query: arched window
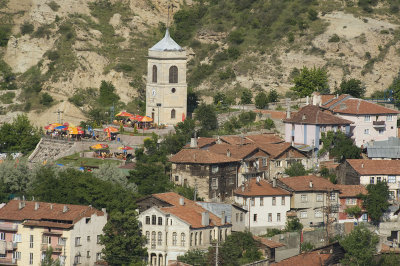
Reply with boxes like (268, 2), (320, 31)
(151, 231), (156, 248)
(169, 66), (178, 83)
(199, 232), (202, 245)
(145, 231), (150, 244)
(195, 232), (198, 246)
(157, 232), (162, 246)
(171, 109), (176, 119)
(172, 232), (177, 246)
(181, 233), (185, 247)
(152, 65), (157, 83)
(190, 233), (193, 246)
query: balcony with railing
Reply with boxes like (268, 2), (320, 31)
(0, 258), (17, 265)
(41, 244), (63, 252)
(0, 224), (17, 232)
(373, 121), (386, 128)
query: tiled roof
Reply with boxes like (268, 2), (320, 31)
(184, 137), (217, 148)
(279, 175), (338, 192)
(320, 94), (336, 103)
(234, 179), (290, 197)
(169, 148), (240, 164)
(253, 235), (285, 248)
(220, 136), (253, 145)
(245, 134), (284, 145)
(328, 98), (399, 115)
(336, 184), (367, 198)
(153, 192), (224, 229)
(253, 110), (293, 120)
(258, 142), (294, 159)
(23, 220), (74, 229)
(346, 159), (400, 175)
(208, 144), (259, 159)
(283, 105), (353, 125)
(321, 94), (350, 108)
(0, 200), (104, 224)
(272, 250), (331, 266)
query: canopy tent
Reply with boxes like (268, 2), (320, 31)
(118, 146), (134, 150)
(140, 116), (153, 122)
(90, 143), (109, 150)
(116, 111), (134, 117)
(44, 123), (62, 130)
(104, 127), (119, 133)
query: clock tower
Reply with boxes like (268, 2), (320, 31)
(146, 29), (187, 125)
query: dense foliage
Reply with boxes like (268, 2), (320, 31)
(284, 162), (308, 177)
(362, 182), (390, 224)
(335, 79), (366, 98)
(291, 66), (329, 97)
(194, 103), (218, 136)
(318, 131), (361, 162)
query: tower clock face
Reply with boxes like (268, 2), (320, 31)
(151, 89), (156, 96)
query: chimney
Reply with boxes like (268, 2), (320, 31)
(34, 202), (39, 211)
(50, 204), (53, 210)
(272, 178), (277, 188)
(63, 205), (69, 213)
(309, 181), (313, 188)
(102, 208), (107, 214)
(179, 197), (184, 206)
(201, 212), (209, 226)
(336, 94), (339, 99)
(361, 163), (364, 168)
(190, 137), (198, 148)
(306, 96), (309, 105)
(302, 114), (306, 120)
(256, 176), (261, 184)
(221, 211), (226, 224)
(18, 201), (25, 210)
(286, 105), (291, 119)
(241, 186), (245, 192)
(217, 136), (221, 144)
(227, 149), (231, 157)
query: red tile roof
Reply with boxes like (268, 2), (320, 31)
(272, 250), (331, 266)
(184, 137), (216, 148)
(153, 192), (224, 229)
(208, 144), (259, 160)
(235, 179), (290, 197)
(245, 133), (284, 144)
(328, 98), (399, 115)
(220, 136), (253, 145)
(336, 184), (367, 198)
(346, 159), (400, 175)
(321, 94), (350, 108)
(23, 220), (74, 229)
(169, 148), (240, 164)
(284, 105), (353, 125)
(0, 200), (104, 224)
(279, 175), (338, 192)
(253, 110), (293, 120)
(253, 235), (285, 248)
(258, 142), (300, 159)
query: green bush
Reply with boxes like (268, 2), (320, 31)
(264, 118), (275, 130)
(33, 25), (51, 39)
(240, 89), (253, 104)
(219, 67), (235, 80)
(238, 111), (256, 125)
(255, 91), (268, 109)
(40, 92), (54, 106)
(308, 9), (318, 21)
(268, 89), (279, 102)
(48, 1), (60, 11)
(0, 92), (15, 104)
(20, 22), (34, 35)
(228, 30), (245, 45)
(328, 34), (340, 42)
(0, 25), (11, 47)
(47, 51), (60, 61)
(227, 46), (241, 59)
(114, 64), (133, 72)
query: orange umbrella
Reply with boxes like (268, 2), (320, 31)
(68, 127), (78, 134)
(116, 111), (134, 117)
(44, 123), (62, 130)
(130, 115), (143, 121)
(90, 144), (109, 150)
(140, 116), (153, 122)
(104, 127), (119, 133)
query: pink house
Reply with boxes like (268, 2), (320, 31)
(314, 93), (400, 147)
(283, 105), (353, 151)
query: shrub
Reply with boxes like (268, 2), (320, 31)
(213, 92), (227, 105)
(328, 34), (340, 42)
(255, 91), (268, 109)
(0, 92), (15, 104)
(268, 89), (279, 102)
(40, 92), (54, 106)
(48, 1), (60, 11)
(228, 29), (244, 45)
(301, 242), (315, 252)
(238, 111), (256, 125)
(219, 67), (235, 80)
(0, 25), (11, 47)
(47, 51), (60, 61)
(114, 64), (133, 72)
(264, 118), (275, 130)
(308, 9), (318, 21)
(33, 25), (51, 39)
(227, 46), (241, 59)
(20, 22), (34, 35)
(240, 89), (253, 104)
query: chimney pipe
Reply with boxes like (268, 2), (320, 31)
(306, 96), (309, 105)
(201, 212), (209, 226)
(63, 205), (69, 213)
(227, 149), (231, 157)
(34, 202), (39, 211)
(221, 211), (226, 224)
(286, 105), (291, 119)
(190, 137), (198, 148)
(18, 201), (25, 210)
(361, 163), (364, 168)
(179, 197), (184, 206)
(272, 178), (277, 188)
(309, 181), (313, 188)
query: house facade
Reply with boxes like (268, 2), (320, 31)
(277, 175), (340, 228)
(337, 159), (400, 200)
(336, 184), (368, 223)
(234, 178), (291, 234)
(137, 192), (231, 265)
(0, 200), (106, 266)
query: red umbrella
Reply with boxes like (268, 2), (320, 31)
(118, 146), (134, 150)
(130, 115), (143, 121)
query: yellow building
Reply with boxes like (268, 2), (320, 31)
(0, 200), (107, 266)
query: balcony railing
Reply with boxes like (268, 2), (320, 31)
(0, 224), (17, 232)
(0, 258), (17, 265)
(41, 244), (63, 252)
(373, 121), (385, 128)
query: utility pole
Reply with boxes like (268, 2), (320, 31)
(194, 183), (197, 201)
(215, 240), (219, 266)
(54, 109), (64, 124)
(157, 103), (161, 126)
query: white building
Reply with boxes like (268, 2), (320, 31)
(234, 178), (291, 235)
(138, 192), (231, 266)
(146, 29), (187, 125)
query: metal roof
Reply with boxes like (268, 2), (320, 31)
(366, 137), (400, 158)
(196, 202), (232, 223)
(149, 29), (183, 52)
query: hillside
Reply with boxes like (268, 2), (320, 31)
(1, 0), (400, 126)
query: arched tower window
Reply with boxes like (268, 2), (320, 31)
(152, 65), (157, 83)
(171, 109), (176, 119)
(169, 66), (178, 83)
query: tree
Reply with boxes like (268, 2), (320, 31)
(267, 89), (279, 103)
(339, 224), (379, 266)
(98, 80), (120, 107)
(255, 91), (268, 109)
(336, 79), (366, 98)
(318, 131), (361, 162)
(219, 231), (262, 265)
(285, 217), (303, 232)
(240, 89), (253, 104)
(40, 92), (54, 106)
(0, 114), (41, 154)
(178, 249), (207, 266)
(162, 119), (195, 154)
(291, 66), (329, 97)
(344, 206), (363, 220)
(41, 247), (61, 266)
(214, 92), (227, 105)
(100, 210), (147, 265)
(93, 163), (137, 192)
(284, 162), (307, 177)
(187, 89), (199, 115)
(378, 252), (400, 266)
(264, 118), (275, 130)
(194, 103), (218, 136)
(363, 182), (390, 224)
(0, 159), (33, 194)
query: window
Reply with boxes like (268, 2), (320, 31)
(377, 177), (382, 183)
(151, 231), (156, 248)
(262, 158), (267, 166)
(171, 109), (176, 119)
(346, 198), (357, 205)
(172, 232), (177, 246)
(169, 66), (178, 83)
(74, 255), (81, 264)
(253, 214), (257, 222)
(199, 232), (202, 245)
(329, 192), (336, 201)
(175, 175), (179, 182)
(13, 251), (21, 260)
(268, 213), (272, 222)
(29, 253), (33, 265)
(281, 197), (285, 205)
(190, 233), (193, 246)
(212, 166), (219, 174)
(85, 236), (90, 243)
(96, 253), (102, 261)
(30, 235), (33, 248)
(158, 217), (163, 225)
(97, 235), (101, 244)
(370, 177), (375, 184)
(13, 234), (21, 243)
(58, 237), (66, 246)
(87, 251), (91, 258)
(152, 215), (156, 225)
(389, 191), (395, 200)
(301, 194), (308, 202)
(379, 129), (384, 135)
(158, 232), (162, 246)
(211, 178), (218, 189)
(272, 197), (276, 206)
(181, 233), (185, 247)
(364, 129), (370, 135)
(275, 161), (281, 167)
(145, 216), (150, 224)
(387, 115), (393, 121)
(171, 88), (176, 93)
(236, 213), (239, 222)
(240, 213), (243, 222)
(316, 193), (323, 202)
(75, 237), (81, 247)
(300, 211), (308, 218)
(277, 213), (281, 222)
(315, 210), (323, 218)
(364, 115), (371, 122)
(388, 176), (396, 183)
(0, 232), (5, 241)
(260, 197), (264, 206)
(42, 235), (51, 244)
(152, 65), (157, 83)
(251, 197), (255, 206)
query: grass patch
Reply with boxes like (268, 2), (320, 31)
(55, 152), (121, 168)
(0, 92), (15, 104)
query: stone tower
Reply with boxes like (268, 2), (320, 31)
(146, 29), (187, 125)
